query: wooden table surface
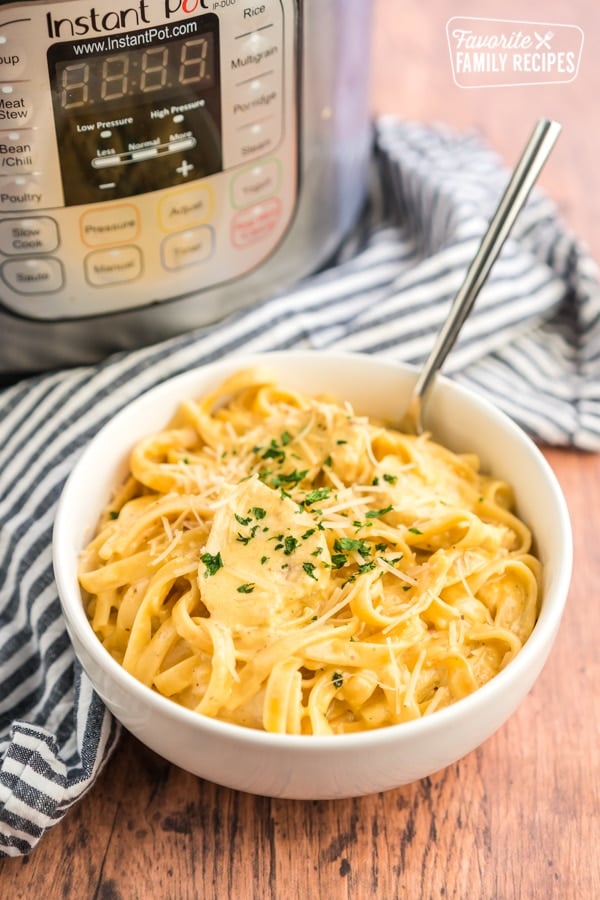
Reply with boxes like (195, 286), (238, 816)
(3, 1), (599, 897)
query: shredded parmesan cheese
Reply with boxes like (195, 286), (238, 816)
(79, 366), (541, 735)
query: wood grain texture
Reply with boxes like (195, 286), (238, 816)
(2, 2), (599, 897)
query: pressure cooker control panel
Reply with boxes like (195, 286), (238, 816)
(0, 0), (298, 320)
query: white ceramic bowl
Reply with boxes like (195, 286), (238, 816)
(53, 351), (572, 799)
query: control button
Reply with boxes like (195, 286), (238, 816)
(1, 256), (64, 294)
(231, 197), (282, 248)
(0, 130), (36, 174)
(0, 175), (43, 211)
(232, 73), (279, 124)
(80, 205), (139, 247)
(131, 147), (158, 161)
(0, 84), (33, 126)
(161, 226), (214, 270)
(176, 160), (194, 178)
(237, 113), (281, 162)
(84, 246), (143, 286)
(231, 158), (281, 209)
(91, 154), (121, 169)
(158, 186), (214, 233)
(169, 137), (195, 153)
(0, 34), (27, 80)
(233, 32), (280, 75)
(0, 216), (59, 255)
(235, 6), (273, 29)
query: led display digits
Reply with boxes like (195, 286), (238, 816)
(56, 34), (215, 110)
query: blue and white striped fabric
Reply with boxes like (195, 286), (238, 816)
(1, 117), (599, 856)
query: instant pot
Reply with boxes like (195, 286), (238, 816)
(0, 0), (373, 373)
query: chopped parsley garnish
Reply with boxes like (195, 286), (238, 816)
(262, 439), (286, 463)
(334, 537), (370, 555)
(284, 536), (300, 556)
(235, 513), (252, 526)
(383, 473), (398, 484)
(332, 672), (344, 689)
(303, 487), (332, 506)
(237, 583), (255, 594)
(331, 553), (348, 569)
(201, 552), (223, 577)
(109, 510), (119, 520)
(303, 561), (318, 580)
(408, 526), (423, 535)
(336, 439), (348, 445)
(366, 505), (394, 519)
(270, 469), (308, 488)
(252, 507), (267, 520)
(260, 556), (269, 565)
(302, 528), (316, 540)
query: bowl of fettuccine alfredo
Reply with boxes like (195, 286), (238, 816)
(53, 351), (572, 799)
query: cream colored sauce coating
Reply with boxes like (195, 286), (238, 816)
(79, 368), (541, 735)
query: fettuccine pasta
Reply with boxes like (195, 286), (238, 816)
(79, 367), (541, 735)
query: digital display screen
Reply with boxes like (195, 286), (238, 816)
(47, 15), (222, 206)
(55, 34), (216, 110)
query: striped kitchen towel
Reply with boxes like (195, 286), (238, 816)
(1, 117), (599, 856)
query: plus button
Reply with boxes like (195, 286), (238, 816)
(176, 160), (194, 177)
